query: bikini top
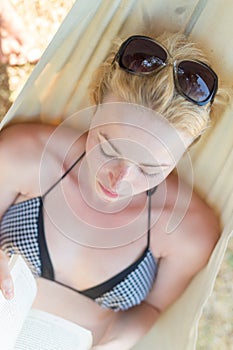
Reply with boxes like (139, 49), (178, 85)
(0, 152), (158, 312)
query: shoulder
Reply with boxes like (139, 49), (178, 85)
(0, 124), (54, 194)
(146, 173), (220, 311)
(174, 200), (219, 273)
(0, 122), (85, 161)
(0, 124), (54, 177)
(0, 123), (86, 194)
(0, 123), (54, 157)
(152, 172), (220, 271)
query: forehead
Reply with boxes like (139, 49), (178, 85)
(90, 102), (187, 154)
(92, 102), (161, 130)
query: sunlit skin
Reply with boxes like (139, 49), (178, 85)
(82, 97), (192, 212)
(0, 95), (220, 349)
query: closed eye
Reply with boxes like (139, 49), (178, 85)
(140, 163), (170, 177)
(98, 133), (120, 158)
(139, 166), (159, 177)
(98, 132), (170, 175)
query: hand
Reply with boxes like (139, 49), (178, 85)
(92, 345), (111, 350)
(0, 250), (14, 299)
(91, 340), (123, 350)
(92, 346), (116, 350)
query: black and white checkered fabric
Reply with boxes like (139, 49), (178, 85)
(95, 249), (157, 311)
(0, 193), (158, 312)
(0, 197), (42, 275)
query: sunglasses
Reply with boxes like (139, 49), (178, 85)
(113, 35), (218, 106)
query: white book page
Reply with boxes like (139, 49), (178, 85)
(0, 255), (37, 350)
(15, 309), (93, 350)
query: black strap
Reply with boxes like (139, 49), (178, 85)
(38, 198), (55, 280)
(146, 186), (157, 249)
(42, 151), (86, 199)
(38, 151), (85, 280)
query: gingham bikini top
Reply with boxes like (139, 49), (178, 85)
(0, 152), (158, 312)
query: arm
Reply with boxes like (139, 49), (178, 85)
(0, 124), (44, 299)
(91, 260), (199, 350)
(92, 213), (219, 350)
(92, 302), (160, 350)
(0, 128), (22, 299)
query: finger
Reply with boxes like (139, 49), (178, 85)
(0, 251), (14, 299)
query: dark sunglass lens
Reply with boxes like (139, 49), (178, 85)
(120, 38), (167, 73)
(176, 61), (216, 103)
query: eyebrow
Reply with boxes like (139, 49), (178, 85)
(98, 132), (169, 169)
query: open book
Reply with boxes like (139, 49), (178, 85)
(0, 255), (93, 350)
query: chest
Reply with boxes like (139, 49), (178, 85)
(42, 188), (153, 290)
(0, 171), (166, 291)
(46, 172), (166, 288)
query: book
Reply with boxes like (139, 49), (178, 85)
(0, 255), (93, 350)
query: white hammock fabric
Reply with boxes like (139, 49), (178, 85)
(1, 1), (232, 349)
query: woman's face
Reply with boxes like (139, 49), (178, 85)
(85, 95), (193, 202)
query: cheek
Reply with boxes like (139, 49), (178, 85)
(85, 130), (96, 154)
(86, 146), (114, 184)
(85, 133), (102, 170)
(86, 151), (102, 176)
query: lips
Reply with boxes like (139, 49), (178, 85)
(97, 181), (118, 199)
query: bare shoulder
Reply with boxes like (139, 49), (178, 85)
(178, 194), (220, 268)
(0, 122), (84, 161)
(153, 172), (220, 270)
(0, 123), (54, 156)
(146, 173), (220, 312)
(0, 123), (85, 195)
(0, 123), (54, 192)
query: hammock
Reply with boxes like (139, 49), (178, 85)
(1, 1), (232, 349)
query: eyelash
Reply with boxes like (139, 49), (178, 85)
(139, 167), (158, 178)
(100, 145), (157, 178)
(99, 143), (117, 159)
(99, 136), (159, 178)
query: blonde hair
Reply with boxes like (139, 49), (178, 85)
(89, 32), (228, 138)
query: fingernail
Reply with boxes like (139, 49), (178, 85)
(1, 280), (14, 300)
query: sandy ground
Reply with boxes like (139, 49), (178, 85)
(0, 1), (232, 349)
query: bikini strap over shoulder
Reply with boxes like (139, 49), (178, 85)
(42, 151), (86, 199)
(146, 186), (157, 249)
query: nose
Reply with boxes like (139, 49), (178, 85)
(107, 161), (130, 188)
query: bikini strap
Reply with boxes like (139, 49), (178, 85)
(146, 186), (157, 249)
(42, 151), (86, 198)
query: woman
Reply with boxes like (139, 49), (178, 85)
(0, 33), (225, 349)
